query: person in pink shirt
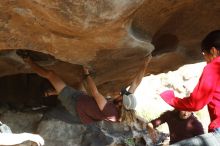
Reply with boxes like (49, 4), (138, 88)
(160, 30), (220, 145)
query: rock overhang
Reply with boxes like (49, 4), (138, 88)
(1, 0), (220, 95)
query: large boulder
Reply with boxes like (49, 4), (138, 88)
(0, 3), (219, 145)
(1, 0), (220, 96)
(0, 109), (167, 146)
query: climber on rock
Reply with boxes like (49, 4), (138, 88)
(17, 50), (151, 125)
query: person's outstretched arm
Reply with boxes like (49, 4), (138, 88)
(0, 133), (44, 146)
(83, 66), (107, 111)
(146, 122), (158, 143)
(160, 63), (218, 111)
(128, 55), (152, 93)
(146, 110), (169, 143)
(24, 57), (66, 94)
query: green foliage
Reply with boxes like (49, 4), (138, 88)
(124, 138), (135, 146)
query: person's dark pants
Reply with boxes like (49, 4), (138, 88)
(171, 128), (220, 146)
(44, 86), (84, 124)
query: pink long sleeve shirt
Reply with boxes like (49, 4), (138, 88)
(160, 56), (220, 132)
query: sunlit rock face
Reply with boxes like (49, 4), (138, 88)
(1, 1), (219, 145)
(0, 0), (152, 95)
(1, 0), (220, 96)
(133, 0), (220, 72)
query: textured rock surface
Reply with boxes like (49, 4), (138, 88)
(0, 0), (152, 95)
(0, 63), (208, 146)
(0, 109), (168, 146)
(1, 0), (220, 96)
(135, 62), (210, 134)
(0, 2), (219, 145)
